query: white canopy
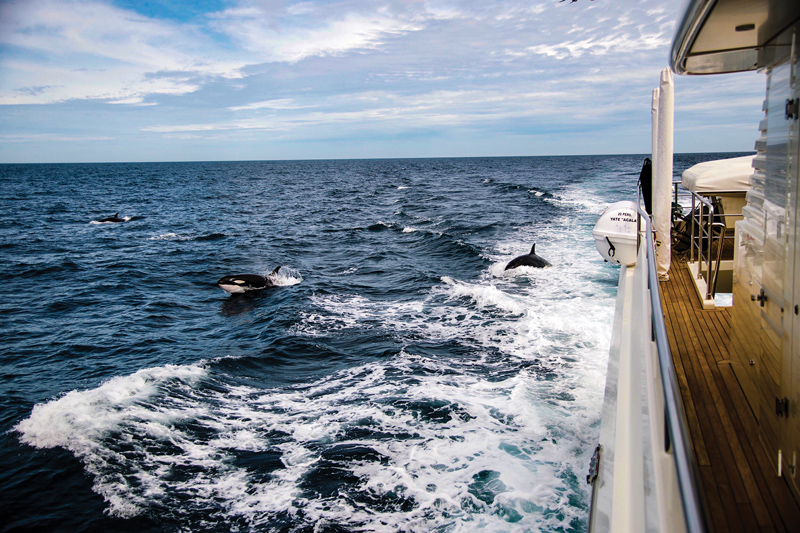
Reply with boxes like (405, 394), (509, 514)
(681, 155), (754, 194)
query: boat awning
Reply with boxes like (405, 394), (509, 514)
(671, 0), (800, 75)
(681, 155), (754, 193)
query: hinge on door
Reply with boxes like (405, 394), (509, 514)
(787, 99), (799, 120)
(776, 396), (789, 417)
(586, 445), (601, 485)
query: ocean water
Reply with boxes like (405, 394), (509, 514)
(0, 154), (740, 532)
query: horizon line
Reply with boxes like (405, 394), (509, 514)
(0, 150), (755, 166)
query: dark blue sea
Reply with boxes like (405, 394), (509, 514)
(0, 154), (744, 532)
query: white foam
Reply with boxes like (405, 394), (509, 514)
(298, 245), (612, 365)
(148, 232), (191, 241)
(17, 283), (610, 528)
(440, 276), (526, 315)
(25, 354), (571, 527)
(291, 242), (614, 530)
(294, 294), (378, 335)
(268, 267), (303, 286)
(16, 364), (208, 517)
(17, 364), (207, 447)
(546, 185), (610, 214)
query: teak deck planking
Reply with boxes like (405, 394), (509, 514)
(660, 254), (800, 532)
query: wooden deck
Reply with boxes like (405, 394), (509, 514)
(660, 255), (800, 532)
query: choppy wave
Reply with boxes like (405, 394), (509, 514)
(195, 232), (227, 241)
(15, 346), (601, 531)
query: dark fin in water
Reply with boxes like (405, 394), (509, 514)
(530, 243), (536, 255)
(270, 266), (281, 275)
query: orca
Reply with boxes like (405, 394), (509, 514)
(217, 266), (281, 294)
(504, 244), (551, 270)
(97, 213), (126, 223)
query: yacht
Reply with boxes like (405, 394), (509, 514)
(588, 1), (800, 531)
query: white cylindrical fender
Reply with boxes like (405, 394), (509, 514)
(593, 201), (639, 266)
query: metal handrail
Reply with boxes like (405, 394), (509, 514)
(639, 205), (709, 533)
(691, 192), (736, 300)
(689, 192), (715, 265)
(672, 181), (740, 300)
(709, 222), (726, 295)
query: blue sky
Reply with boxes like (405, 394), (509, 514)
(0, 0), (766, 163)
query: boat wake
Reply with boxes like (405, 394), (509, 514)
(16, 348), (598, 531)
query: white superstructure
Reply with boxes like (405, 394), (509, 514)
(589, 1), (800, 531)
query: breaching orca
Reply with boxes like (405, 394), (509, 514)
(217, 266), (281, 294)
(97, 213), (126, 223)
(505, 244), (551, 270)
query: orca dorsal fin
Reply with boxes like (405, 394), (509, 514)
(114, 212), (119, 217)
(270, 266), (281, 275)
(530, 243), (536, 255)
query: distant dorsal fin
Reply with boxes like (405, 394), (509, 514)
(530, 243), (536, 255)
(114, 212), (119, 217)
(270, 266), (281, 275)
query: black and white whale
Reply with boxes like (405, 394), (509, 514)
(217, 266), (282, 294)
(97, 212), (126, 223)
(504, 244), (551, 270)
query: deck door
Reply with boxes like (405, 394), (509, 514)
(784, 33), (800, 497)
(758, 32), (795, 480)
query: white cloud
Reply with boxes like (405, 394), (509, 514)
(523, 32), (670, 60)
(4, 0), (246, 78)
(209, 6), (422, 63)
(229, 99), (312, 112)
(142, 84), (609, 138)
(0, 133), (115, 142)
(107, 97), (157, 106)
(0, 0), (768, 161)
(0, 0), (247, 105)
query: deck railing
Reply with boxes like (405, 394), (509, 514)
(589, 199), (710, 533)
(687, 192), (726, 298)
(672, 180), (739, 300)
(639, 206), (709, 533)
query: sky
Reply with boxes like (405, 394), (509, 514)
(0, 0), (767, 163)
